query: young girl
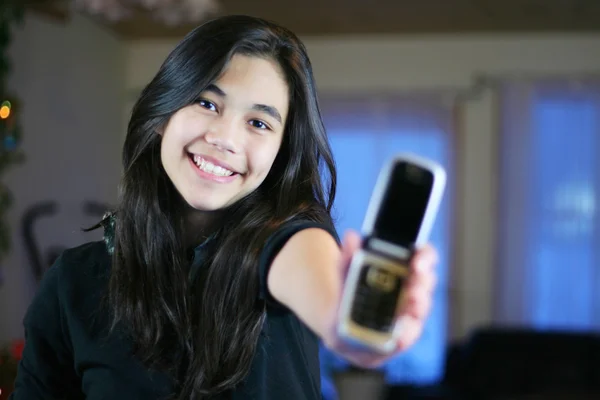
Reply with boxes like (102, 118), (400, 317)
(10, 15), (438, 400)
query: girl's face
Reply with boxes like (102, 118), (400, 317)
(160, 54), (290, 212)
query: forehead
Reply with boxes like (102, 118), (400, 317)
(213, 54), (290, 112)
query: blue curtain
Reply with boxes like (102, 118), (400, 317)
(496, 80), (600, 331)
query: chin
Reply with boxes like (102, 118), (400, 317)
(187, 200), (227, 212)
(184, 194), (234, 212)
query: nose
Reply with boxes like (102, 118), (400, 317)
(204, 117), (240, 154)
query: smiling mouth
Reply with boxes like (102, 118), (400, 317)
(189, 154), (238, 177)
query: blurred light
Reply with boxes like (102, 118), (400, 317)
(3, 136), (16, 151)
(0, 100), (11, 119)
(0, 106), (10, 119)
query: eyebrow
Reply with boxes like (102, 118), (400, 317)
(205, 83), (226, 97)
(205, 83), (283, 124)
(252, 104), (283, 125)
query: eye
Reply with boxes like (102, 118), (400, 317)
(197, 99), (217, 112)
(249, 119), (270, 130)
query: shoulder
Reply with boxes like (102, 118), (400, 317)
(24, 241), (111, 329)
(35, 240), (110, 291)
(267, 220), (341, 271)
(257, 219), (339, 307)
(259, 219), (339, 271)
(15, 242), (111, 396)
(54, 240), (111, 284)
(265, 218), (339, 251)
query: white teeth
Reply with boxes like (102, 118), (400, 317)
(192, 155), (234, 177)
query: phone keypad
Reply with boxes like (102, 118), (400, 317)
(350, 264), (406, 332)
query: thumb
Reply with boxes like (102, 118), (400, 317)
(339, 229), (362, 278)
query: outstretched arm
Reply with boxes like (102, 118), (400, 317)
(267, 227), (438, 367)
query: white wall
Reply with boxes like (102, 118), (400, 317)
(0, 14), (125, 341)
(126, 34), (600, 92)
(125, 34), (600, 340)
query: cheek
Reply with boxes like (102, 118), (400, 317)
(161, 130), (188, 163)
(160, 136), (175, 168)
(253, 141), (282, 176)
(159, 136), (168, 166)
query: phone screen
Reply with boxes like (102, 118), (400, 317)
(373, 161), (434, 247)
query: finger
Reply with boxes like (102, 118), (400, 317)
(394, 268), (435, 318)
(339, 229), (362, 277)
(394, 316), (424, 352)
(342, 229), (362, 255)
(400, 286), (433, 320)
(406, 268), (437, 296)
(411, 244), (438, 274)
(340, 353), (389, 369)
(324, 335), (391, 369)
(332, 345), (389, 369)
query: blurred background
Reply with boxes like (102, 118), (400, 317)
(0, 0), (599, 399)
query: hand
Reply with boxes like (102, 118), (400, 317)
(322, 230), (438, 368)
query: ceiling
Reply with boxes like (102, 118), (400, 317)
(31, 0), (600, 39)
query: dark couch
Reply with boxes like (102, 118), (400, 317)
(382, 327), (600, 400)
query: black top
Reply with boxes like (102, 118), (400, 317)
(10, 220), (338, 400)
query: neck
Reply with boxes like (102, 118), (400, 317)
(184, 208), (223, 248)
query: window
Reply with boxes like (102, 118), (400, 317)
(496, 80), (600, 331)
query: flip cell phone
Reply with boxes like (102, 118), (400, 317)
(337, 153), (446, 353)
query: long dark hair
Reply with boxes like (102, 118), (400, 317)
(110, 15), (336, 399)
